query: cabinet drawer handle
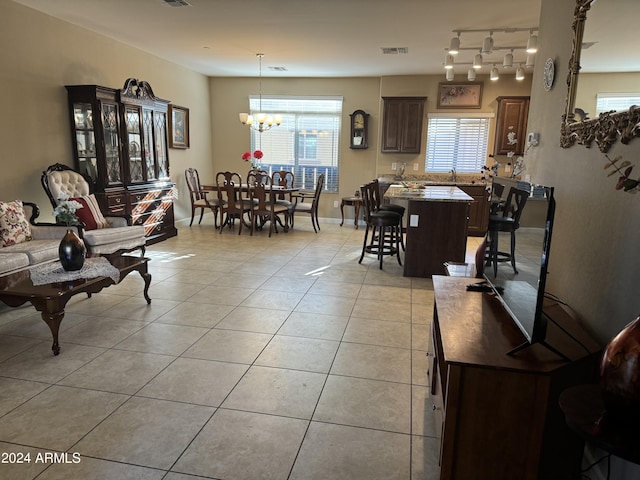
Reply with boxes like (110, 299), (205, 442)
(426, 352), (431, 357)
(115, 198), (121, 203)
(432, 405), (441, 411)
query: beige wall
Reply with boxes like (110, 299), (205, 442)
(574, 72), (640, 117)
(0, 0), (212, 221)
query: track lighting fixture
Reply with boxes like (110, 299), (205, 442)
(481, 34), (494, 55)
(490, 65), (499, 81)
(441, 27), (538, 81)
(473, 53), (483, 69)
(446, 68), (454, 81)
(525, 54), (535, 68)
(503, 50), (513, 68)
(444, 54), (454, 69)
(449, 33), (460, 55)
(526, 31), (538, 53)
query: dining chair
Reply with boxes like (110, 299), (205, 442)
(291, 173), (324, 233)
(247, 171), (289, 237)
(485, 187), (529, 277)
(215, 171), (251, 235)
(185, 167), (220, 227)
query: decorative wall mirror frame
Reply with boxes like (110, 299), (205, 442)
(561, 0), (640, 152)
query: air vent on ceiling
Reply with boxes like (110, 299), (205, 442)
(163, 0), (191, 7)
(381, 47), (408, 55)
(269, 66), (288, 72)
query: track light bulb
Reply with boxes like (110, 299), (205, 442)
(467, 68), (476, 81)
(503, 52), (513, 68)
(525, 54), (535, 68)
(515, 65), (525, 81)
(490, 66), (499, 81)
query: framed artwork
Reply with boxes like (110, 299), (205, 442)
(437, 82), (483, 109)
(168, 104), (189, 149)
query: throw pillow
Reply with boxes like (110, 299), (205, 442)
(0, 200), (32, 247)
(71, 194), (110, 230)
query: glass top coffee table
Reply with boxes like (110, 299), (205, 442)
(0, 255), (151, 356)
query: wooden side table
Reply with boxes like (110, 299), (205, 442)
(340, 196), (362, 229)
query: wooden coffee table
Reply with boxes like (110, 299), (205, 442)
(0, 255), (151, 356)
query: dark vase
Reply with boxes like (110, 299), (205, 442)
(58, 229), (86, 271)
(600, 314), (640, 424)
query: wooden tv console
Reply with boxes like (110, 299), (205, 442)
(428, 276), (601, 480)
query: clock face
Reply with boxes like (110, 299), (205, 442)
(543, 58), (555, 91)
(354, 113), (365, 129)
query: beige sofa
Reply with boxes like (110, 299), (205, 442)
(0, 201), (72, 276)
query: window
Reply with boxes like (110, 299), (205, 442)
(596, 93), (640, 116)
(425, 114), (491, 173)
(249, 95), (342, 192)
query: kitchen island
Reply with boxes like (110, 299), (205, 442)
(385, 185), (473, 277)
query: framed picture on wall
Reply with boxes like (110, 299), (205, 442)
(437, 82), (483, 109)
(168, 104), (190, 149)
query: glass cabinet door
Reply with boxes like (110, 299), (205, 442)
(155, 111), (169, 180)
(101, 102), (122, 185)
(142, 109), (157, 181)
(72, 103), (98, 183)
(125, 106), (144, 183)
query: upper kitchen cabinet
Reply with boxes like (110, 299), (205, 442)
(494, 96), (530, 156)
(381, 97), (426, 153)
(66, 79), (177, 245)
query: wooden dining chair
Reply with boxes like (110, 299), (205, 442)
(215, 171), (251, 234)
(185, 167), (219, 227)
(291, 173), (324, 233)
(247, 171), (289, 237)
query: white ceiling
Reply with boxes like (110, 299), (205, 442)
(13, 0), (545, 78)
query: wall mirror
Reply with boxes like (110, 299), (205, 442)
(561, 0), (640, 152)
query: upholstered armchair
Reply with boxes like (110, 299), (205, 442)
(41, 164), (146, 257)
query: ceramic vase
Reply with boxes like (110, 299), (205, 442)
(58, 229), (86, 271)
(600, 314), (640, 424)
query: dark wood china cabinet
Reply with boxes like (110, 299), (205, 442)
(65, 78), (177, 245)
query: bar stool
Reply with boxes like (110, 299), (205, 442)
(358, 182), (403, 269)
(372, 178), (406, 250)
(485, 187), (529, 277)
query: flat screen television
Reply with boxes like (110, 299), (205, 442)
(482, 184), (565, 359)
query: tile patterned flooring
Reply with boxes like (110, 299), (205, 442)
(0, 217), (482, 480)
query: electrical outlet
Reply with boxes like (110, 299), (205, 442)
(392, 162), (397, 171)
(413, 163), (419, 171)
(333, 201), (339, 208)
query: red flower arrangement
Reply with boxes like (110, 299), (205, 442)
(242, 150), (264, 169)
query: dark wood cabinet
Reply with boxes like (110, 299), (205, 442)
(381, 97), (426, 153)
(458, 184), (489, 236)
(66, 79), (177, 245)
(428, 276), (601, 480)
(494, 96), (530, 156)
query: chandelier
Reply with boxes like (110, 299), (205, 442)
(238, 53), (282, 133)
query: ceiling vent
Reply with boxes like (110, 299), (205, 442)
(381, 47), (409, 55)
(162, 0), (191, 7)
(269, 66), (288, 72)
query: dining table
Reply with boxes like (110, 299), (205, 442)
(201, 183), (300, 231)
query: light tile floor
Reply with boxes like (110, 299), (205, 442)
(0, 217), (482, 480)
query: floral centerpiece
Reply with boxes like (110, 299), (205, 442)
(53, 194), (83, 226)
(242, 150), (264, 170)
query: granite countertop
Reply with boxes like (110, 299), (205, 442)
(378, 174), (486, 186)
(384, 185), (474, 202)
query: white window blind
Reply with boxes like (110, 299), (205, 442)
(596, 93), (640, 115)
(249, 95), (342, 192)
(425, 114), (491, 173)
